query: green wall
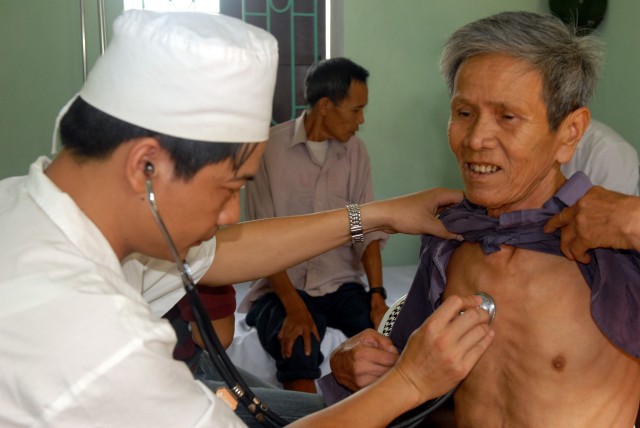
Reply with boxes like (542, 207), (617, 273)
(342, 0), (640, 266)
(2, 1), (639, 266)
(0, 0), (122, 178)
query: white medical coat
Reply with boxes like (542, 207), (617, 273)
(0, 157), (244, 427)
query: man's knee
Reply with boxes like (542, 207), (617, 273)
(275, 335), (324, 381)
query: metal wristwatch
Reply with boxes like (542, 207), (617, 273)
(346, 203), (364, 244)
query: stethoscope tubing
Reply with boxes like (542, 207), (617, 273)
(146, 175), (288, 427)
(145, 172), (460, 427)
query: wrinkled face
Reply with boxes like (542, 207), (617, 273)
(149, 143), (265, 260)
(324, 80), (368, 143)
(448, 53), (567, 216)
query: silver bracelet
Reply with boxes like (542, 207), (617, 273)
(346, 204), (364, 244)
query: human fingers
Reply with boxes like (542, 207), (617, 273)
(416, 188), (464, 240)
(544, 205), (574, 234)
(278, 328), (294, 358)
(459, 323), (494, 373)
(558, 226), (593, 264)
(370, 188), (464, 237)
(278, 324), (306, 358)
(355, 328), (399, 353)
(426, 302), (492, 370)
(330, 338), (400, 391)
(394, 296), (492, 400)
(302, 329), (312, 357)
(307, 324), (321, 357)
(547, 209), (594, 263)
(429, 187), (465, 210)
(311, 324), (320, 342)
(453, 308), (494, 361)
(426, 218), (464, 241)
(429, 294), (485, 328)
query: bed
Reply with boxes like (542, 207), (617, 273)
(226, 264), (418, 388)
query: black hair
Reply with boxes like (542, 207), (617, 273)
(59, 97), (257, 180)
(303, 57), (369, 107)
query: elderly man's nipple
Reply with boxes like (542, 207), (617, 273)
(551, 355), (567, 371)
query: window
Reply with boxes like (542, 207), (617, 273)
(123, 0), (220, 13)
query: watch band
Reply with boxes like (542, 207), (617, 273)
(346, 204), (364, 244)
(369, 287), (387, 299)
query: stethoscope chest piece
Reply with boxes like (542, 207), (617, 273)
(475, 292), (496, 323)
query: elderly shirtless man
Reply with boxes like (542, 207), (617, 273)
(320, 11), (640, 427)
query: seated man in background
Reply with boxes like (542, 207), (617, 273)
(562, 118), (639, 195)
(241, 57), (387, 393)
(322, 11), (640, 427)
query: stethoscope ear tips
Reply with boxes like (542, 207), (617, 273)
(144, 163), (154, 177)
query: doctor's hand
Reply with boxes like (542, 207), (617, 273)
(392, 294), (494, 403)
(544, 186), (640, 263)
(361, 188), (463, 240)
(329, 328), (400, 392)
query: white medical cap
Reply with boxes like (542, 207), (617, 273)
(79, 10), (278, 143)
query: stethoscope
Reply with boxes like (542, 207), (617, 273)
(388, 292), (496, 428)
(144, 163), (288, 427)
(144, 162), (497, 427)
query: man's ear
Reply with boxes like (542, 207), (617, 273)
(555, 107), (590, 164)
(124, 137), (167, 194)
(316, 96), (332, 116)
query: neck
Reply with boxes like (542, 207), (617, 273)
(485, 170), (567, 217)
(45, 149), (134, 260)
(304, 108), (330, 141)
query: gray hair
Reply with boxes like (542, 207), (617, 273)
(439, 11), (604, 131)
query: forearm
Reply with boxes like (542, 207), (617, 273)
(289, 367), (420, 427)
(362, 240), (383, 288)
(203, 189), (463, 285)
(269, 271), (305, 311)
(363, 240), (386, 326)
(206, 208), (359, 285)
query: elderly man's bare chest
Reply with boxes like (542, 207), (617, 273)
(444, 243), (600, 370)
(443, 243), (634, 426)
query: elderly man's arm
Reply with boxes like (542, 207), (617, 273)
(544, 186), (640, 262)
(268, 270), (321, 358)
(288, 294), (494, 427)
(202, 188), (463, 285)
(361, 240), (387, 328)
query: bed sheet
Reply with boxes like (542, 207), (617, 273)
(226, 265), (418, 388)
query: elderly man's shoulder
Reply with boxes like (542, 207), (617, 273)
(581, 119), (636, 153)
(342, 134), (369, 157)
(269, 118), (296, 137)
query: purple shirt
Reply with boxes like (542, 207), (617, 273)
(319, 172), (640, 403)
(390, 172), (640, 360)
